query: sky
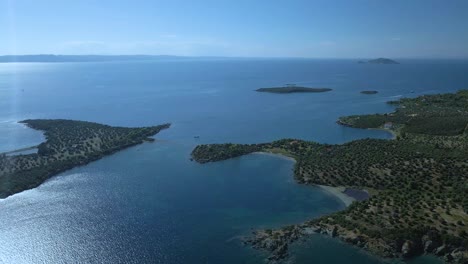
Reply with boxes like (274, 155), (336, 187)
(1, 0), (468, 58)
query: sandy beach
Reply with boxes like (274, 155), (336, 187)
(369, 127), (397, 140)
(317, 185), (355, 207)
(252, 152), (356, 206)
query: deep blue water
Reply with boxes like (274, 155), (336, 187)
(1, 59), (467, 263)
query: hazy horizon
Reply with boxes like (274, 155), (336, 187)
(1, 54), (468, 60)
(2, 0), (468, 58)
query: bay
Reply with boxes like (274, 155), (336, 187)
(2, 58), (466, 263)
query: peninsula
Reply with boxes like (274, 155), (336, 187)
(360, 90), (379, 94)
(0, 119), (170, 198)
(358, 58), (400, 64)
(256, 86), (332, 94)
(191, 90), (468, 263)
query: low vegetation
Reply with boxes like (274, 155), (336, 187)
(339, 90), (468, 136)
(0, 119), (170, 198)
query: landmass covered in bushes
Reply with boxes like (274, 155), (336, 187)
(191, 90), (468, 263)
(0, 119), (170, 198)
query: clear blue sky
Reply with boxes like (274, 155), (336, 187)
(1, 0), (468, 58)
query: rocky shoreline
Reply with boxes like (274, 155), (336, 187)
(244, 221), (467, 263)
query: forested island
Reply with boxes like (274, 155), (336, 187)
(358, 58), (400, 64)
(0, 119), (170, 198)
(191, 90), (468, 263)
(256, 86), (332, 94)
(361, 90), (379, 94)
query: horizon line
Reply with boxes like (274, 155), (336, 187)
(1, 54), (468, 60)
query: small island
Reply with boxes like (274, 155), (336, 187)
(191, 90), (468, 263)
(0, 119), (170, 198)
(358, 58), (400, 64)
(360, 90), (378, 94)
(256, 84), (332, 94)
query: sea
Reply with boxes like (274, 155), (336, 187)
(1, 58), (467, 264)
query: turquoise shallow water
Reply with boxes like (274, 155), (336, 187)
(1, 59), (466, 263)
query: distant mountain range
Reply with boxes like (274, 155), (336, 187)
(0, 55), (405, 63)
(0, 55), (223, 63)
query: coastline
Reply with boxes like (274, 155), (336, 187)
(192, 91), (468, 264)
(253, 152), (356, 207)
(0, 120), (171, 198)
(249, 152), (358, 207)
(369, 127), (397, 140)
(337, 119), (397, 140)
(317, 185), (355, 207)
(0, 145), (38, 156)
